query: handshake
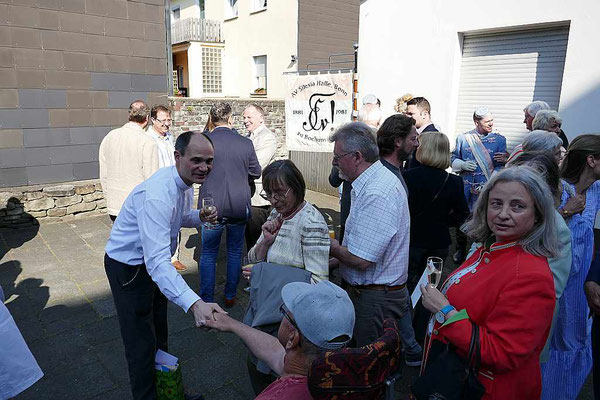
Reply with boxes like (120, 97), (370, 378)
(189, 299), (227, 328)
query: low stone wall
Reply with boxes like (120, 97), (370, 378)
(168, 97), (288, 159)
(0, 180), (107, 227)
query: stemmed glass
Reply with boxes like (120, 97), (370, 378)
(202, 196), (217, 230)
(426, 257), (444, 288)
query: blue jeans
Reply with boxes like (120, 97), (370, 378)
(199, 220), (246, 302)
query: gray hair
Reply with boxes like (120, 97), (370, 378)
(357, 104), (383, 126)
(522, 130), (563, 153)
(532, 110), (562, 131)
(524, 100), (550, 118)
(329, 122), (379, 163)
(462, 166), (559, 258)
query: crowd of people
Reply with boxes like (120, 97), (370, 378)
(98, 97), (599, 400)
(4, 92), (599, 400)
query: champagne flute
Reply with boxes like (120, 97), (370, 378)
(426, 256), (444, 288)
(202, 196), (217, 229)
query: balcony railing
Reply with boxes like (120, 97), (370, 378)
(171, 18), (223, 44)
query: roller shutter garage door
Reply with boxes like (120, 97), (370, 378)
(455, 26), (569, 151)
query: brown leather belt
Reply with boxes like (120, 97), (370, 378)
(351, 282), (406, 291)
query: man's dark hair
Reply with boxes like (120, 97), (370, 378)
(175, 130), (214, 156)
(209, 102), (233, 124)
(150, 104), (170, 120)
(377, 114), (416, 157)
(128, 100), (150, 123)
(406, 96), (431, 114)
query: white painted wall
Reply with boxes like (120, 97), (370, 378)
(206, 0), (298, 99)
(358, 0), (600, 144)
(171, 0), (200, 20)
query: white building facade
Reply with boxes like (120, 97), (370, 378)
(358, 0), (600, 149)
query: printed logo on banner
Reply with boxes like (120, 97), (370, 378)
(285, 73), (353, 152)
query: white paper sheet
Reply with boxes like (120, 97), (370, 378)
(410, 268), (429, 308)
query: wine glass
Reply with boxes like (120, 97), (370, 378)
(202, 197), (217, 229)
(426, 257), (444, 288)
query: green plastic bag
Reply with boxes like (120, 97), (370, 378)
(155, 364), (185, 400)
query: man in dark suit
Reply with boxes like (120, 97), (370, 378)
(198, 103), (261, 308)
(585, 252), (600, 399)
(404, 96), (438, 170)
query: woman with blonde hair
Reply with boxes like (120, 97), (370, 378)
(542, 134), (600, 400)
(404, 132), (469, 340)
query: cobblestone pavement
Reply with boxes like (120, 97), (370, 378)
(0, 190), (593, 399)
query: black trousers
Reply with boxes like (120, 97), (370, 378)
(245, 206), (271, 250)
(104, 254), (168, 400)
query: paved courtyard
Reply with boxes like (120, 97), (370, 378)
(0, 190), (593, 399)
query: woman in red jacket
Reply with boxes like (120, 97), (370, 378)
(419, 166), (559, 399)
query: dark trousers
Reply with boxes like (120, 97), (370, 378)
(346, 284), (409, 347)
(104, 254), (168, 400)
(593, 316), (600, 400)
(245, 206), (271, 250)
(408, 247), (449, 343)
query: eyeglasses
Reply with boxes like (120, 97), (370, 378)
(332, 151), (355, 163)
(280, 304), (302, 347)
(259, 187), (290, 202)
(154, 118), (172, 125)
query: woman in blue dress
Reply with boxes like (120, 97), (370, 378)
(542, 134), (600, 399)
(451, 107), (507, 262)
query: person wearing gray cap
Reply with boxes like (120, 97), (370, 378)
(451, 106), (507, 263)
(202, 280), (355, 399)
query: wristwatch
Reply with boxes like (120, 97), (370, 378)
(435, 305), (456, 324)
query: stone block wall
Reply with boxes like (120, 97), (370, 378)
(0, 0), (169, 188)
(169, 97), (288, 159)
(0, 180), (107, 227)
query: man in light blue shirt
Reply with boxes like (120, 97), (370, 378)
(104, 130), (224, 400)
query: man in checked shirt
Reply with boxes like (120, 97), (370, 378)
(329, 122), (411, 348)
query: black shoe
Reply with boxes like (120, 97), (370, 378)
(452, 249), (466, 265)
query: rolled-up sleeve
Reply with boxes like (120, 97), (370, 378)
(138, 198), (200, 312)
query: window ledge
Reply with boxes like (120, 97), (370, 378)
(224, 15), (238, 22)
(250, 7), (267, 15)
(250, 93), (267, 98)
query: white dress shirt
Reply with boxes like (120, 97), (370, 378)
(249, 125), (277, 207)
(105, 166), (201, 312)
(341, 161), (410, 286)
(145, 128), (175, 168)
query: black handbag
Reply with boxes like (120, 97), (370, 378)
(411, 321), (485, 400)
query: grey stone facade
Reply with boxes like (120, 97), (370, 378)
(0, 1), (169, 188)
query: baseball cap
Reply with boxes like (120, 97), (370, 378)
(362, 94), (378, 105)
(281, 280), (355, 350)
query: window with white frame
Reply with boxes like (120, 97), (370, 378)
(199, 0), (205, 19)
(225, 0), (238, 19)
(253, 55), (267, 93)
(171, 7), (180, 22)
(252, 0), (267, 12)
(202, 47), (222, 94)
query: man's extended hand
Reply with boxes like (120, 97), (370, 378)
(585, 282), (600, 315)
(200, 312), (239, 332)
(200, 207), (218, 225)
(190, 299), (226, 328)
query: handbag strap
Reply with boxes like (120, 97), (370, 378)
(466, 321), (482, 373)
(413, 172), (450, 218)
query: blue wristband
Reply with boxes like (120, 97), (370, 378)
(440, 305), (456, 315)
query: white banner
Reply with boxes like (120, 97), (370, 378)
(285, 73), (353, 152)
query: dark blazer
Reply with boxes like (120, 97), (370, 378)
(404, 165), (469, 249)
(199, 126), (261, 221)
(405, 123), (439, 170)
